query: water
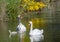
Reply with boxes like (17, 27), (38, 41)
(0, 18), (44, 42)
(0, 17), (60, 42)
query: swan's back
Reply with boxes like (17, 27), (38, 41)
(33, 29), (40, 32)
(33, 29), (43, 34)
(29, 29), (43, 36)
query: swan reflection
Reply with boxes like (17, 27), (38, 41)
(9, 30), (17, 38)
(30, 34), (44, 42)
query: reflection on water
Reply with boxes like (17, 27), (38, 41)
(0, 17), (60, 42)
(8, 30), (17, 38)
(0, 18), (44, 42)
(29, 35), (44, 42)
(18, 32), (26, 42)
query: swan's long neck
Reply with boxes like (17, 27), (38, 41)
(30, 23), (33, 32)
(18, 17), (21, 25)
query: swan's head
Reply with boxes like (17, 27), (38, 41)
(18, 15), (23, 19)
(29, 21), (32, 26)
(18, 15), (21, 18)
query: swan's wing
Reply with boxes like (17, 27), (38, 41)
(33, 29), (43, 35)
(20, 23), (26, 31)
(33, 29), (40, 32)
(17, 23), (26, 32)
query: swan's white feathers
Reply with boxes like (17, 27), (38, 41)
(17, 23), (26, 33)
(29, 29), (43, 36)
(29, 21), (44, 36)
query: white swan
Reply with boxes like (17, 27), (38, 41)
(9, 30), (17, 38)
(16, 15), (26, 38)
(16, 15), (26, 33)
(29, 21), (43, 36)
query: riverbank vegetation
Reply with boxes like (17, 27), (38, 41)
(0, 0), (47, 21)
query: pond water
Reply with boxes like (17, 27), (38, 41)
(0, 18), (44, 42)
(0, 17), (60, 42)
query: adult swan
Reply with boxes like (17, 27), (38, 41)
(16, 15), (26, 35)
(29, 21), (43, 36)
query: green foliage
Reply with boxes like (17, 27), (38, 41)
(0, 0), (47, 21)
(7, 0), (22, 21)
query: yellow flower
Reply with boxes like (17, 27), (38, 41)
(28, 3), (32, 5)
(28, 1), (35, 5)
(21, 0), (47, 11)
(34, 5), (39, 10)
(36, 2), (40, 6)
(28, 6), (34, 10)
(31, 1), (35, 4)
(39, 2), (47, 8)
